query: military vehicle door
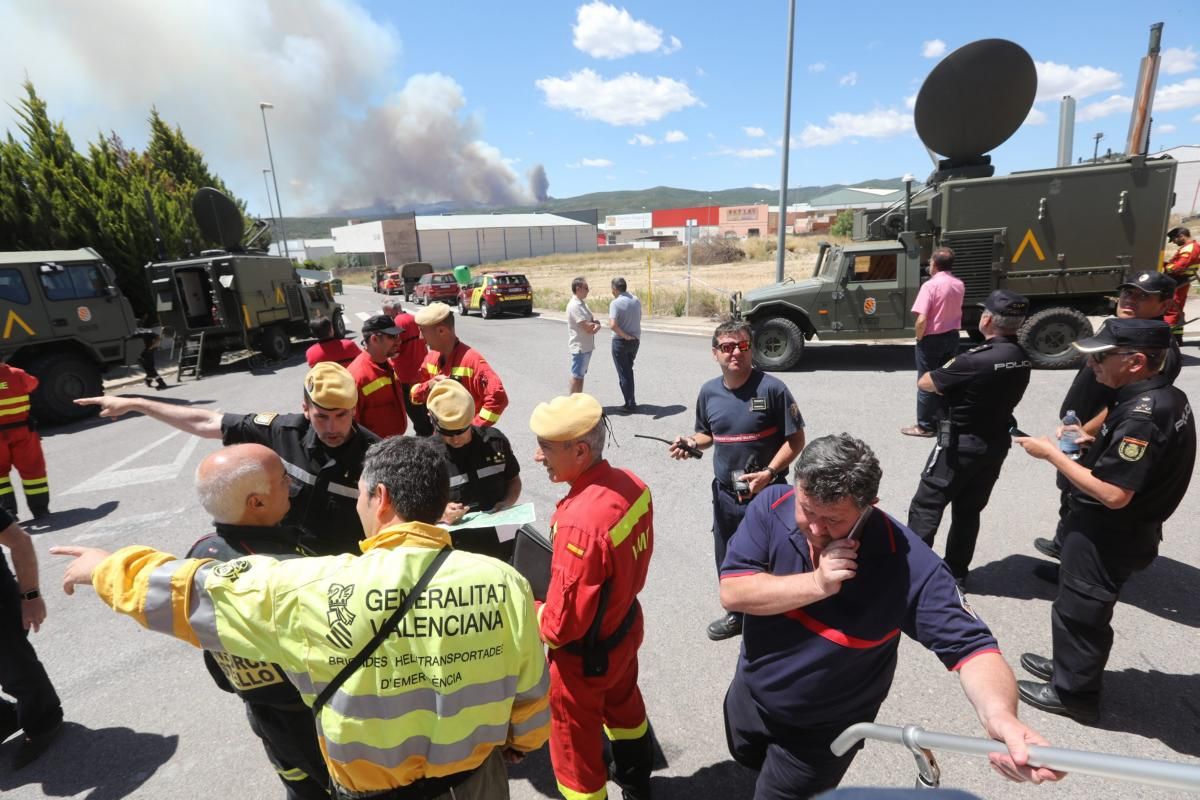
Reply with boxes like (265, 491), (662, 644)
(832, 248), (907, 333)
(32, 259), (129, 344)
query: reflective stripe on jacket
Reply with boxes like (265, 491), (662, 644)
(1165, 241), (1200, 279)
(409, 339), (509, 427)
(92, 522), (550, 795)
(0, 365), (37, 423)
(348, 350), (408, 438)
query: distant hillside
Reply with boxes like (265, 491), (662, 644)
(273, 179), (908, 239)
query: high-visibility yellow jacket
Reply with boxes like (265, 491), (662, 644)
(92, 522), (549, 795)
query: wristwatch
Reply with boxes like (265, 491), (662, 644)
(764, 466), (780, 480)
(20, 588), (40, 601)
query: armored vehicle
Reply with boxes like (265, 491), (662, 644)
(736, 35), (1176, 369)
(0, 248), (140, 423)
(146, 188), (345, 363)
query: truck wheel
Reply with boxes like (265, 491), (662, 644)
(752, 316), (805, 371)
(259, 326), (291, 360)
(29, 352), (102, 424)
(1018, 307), (1091, 369)
(332, 312), (347, 338)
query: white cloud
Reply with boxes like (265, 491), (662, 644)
(536, 69), (698, 125)
(1024, 107), (1048, 125)
(695, 66), (706, 77)
(663, 129), (687, 142)
(904, 93), (918, 110)
(1155, 78), (1200, 111)
(1194, 113), (1200, 124)
(1161, 47), (1197, 76)
(743, 126), (765, 138)
(839, 72), (858, 87)
(725, 147), (774, 159)
(798, 109), (912, 147)
(922, 39), (946, 58)
(1157, 123), (1178, 134)
(572, 1), (680, 59)
(1035, 61), (1122, 102)
(580, 157), (613, 167)
(751, 183), (776, 190)
(628, 133), (655, 146)
(807, 62), (826, 73)
(1077, 94), (1132, 121)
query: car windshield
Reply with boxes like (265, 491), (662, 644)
(817, 247), (841, 279)
(432, 274), (455, 284)
(492, 274), (527, 286)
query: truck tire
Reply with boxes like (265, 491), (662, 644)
(752, 316), (805, 371)
(259, 326), (291, 360)
(1018, 307), (1091, 369)
(29, 352), (103, 424)
(332, 311), (347, 338)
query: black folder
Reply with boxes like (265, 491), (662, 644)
(513, 524), (553, 601)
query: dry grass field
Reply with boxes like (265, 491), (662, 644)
(341, 235), (849, 319)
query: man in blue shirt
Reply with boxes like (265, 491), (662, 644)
(719, 434), (1060, 799)
(607, 276), (643, 413)
(670, 320), (806, 641)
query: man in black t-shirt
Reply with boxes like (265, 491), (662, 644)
(1015, 319), (1195, 723)
(427, 380), (522, 562)
(907, 290), (1032, 587)
(670, 320), (805, 640)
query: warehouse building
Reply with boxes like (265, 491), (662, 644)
(652, 205), (720, 240)
(330, 214), (420, 267)
(1153, 145), (1200, 219)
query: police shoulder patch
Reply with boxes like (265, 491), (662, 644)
(253, 412), (279, 426)
(565, 542), (586, 558)
(1132, 396), (1154, 416)
(1118, 437), (1148, 462)
(957, 586), (978, 619)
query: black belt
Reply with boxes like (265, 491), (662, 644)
(716, 475), (786, 499)
(564, 599), (640, 658)
(0, 419), (32, 432)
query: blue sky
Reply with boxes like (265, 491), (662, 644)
(2, 1), (1198, 215)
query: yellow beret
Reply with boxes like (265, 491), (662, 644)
(414, 303), (452, 326)
(304, 362), (357, 410)
(530, 393), (603, 442)
(427, 379), (475, 431)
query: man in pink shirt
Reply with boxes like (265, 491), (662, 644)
(902, 247), (965, 437)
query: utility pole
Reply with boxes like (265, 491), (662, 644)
(685, 219), (697, 316)
(775, 0), (797, 282)
(261, 168), (277, 238)
(1092, 132), (1105, 163)
(259, 102), (289, 258)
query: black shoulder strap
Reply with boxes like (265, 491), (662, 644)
(312, 546), (451, 716)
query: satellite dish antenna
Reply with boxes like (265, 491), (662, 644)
(192, 187), (246, 252)
(914, 39), (1037, 172)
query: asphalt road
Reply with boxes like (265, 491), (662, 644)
(4, 283), (1198, 799)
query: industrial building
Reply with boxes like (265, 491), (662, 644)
(1154, 145), (1200, 219)
(331, 212), (596, 269)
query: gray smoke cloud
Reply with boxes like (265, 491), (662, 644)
(0, 0), (538, 214)
(528, 164), (550, 203)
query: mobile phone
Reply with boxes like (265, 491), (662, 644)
(844, 505), (873, 544)
(1009, 426), (1030, 438)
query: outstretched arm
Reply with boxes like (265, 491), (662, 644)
(74, 396), (222, 438)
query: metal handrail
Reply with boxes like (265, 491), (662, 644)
(832, 723), (1200, 794)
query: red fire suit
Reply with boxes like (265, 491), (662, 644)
(0, 365), (49, 516)
(388, 311), (427, 384)
(305, 339), (361, 368)
(409, 339), (508, 427)
(539, 459), (654, 800)
(1164, 240), (1200, 334)
(347, 351), (408, 438)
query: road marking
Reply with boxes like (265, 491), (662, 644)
(355, 311), (371, 321)
(72, 509), (186, 542)
(62, 431), (202, 496)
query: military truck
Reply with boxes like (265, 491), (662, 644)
(736, 36), (1177, 370)
(0, 248), (140, 423)
(146, 188), (346, 363)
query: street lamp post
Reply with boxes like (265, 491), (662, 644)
(261, 168), (277, 237)
(775, 0), (797, 283)
(259, 102), (289, 258)
(1092, 132), (1105, 163)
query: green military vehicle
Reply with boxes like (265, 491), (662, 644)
(736, 37), (1177, 370)
(0, 248), (141, 423)
(146, 188), (346, 363)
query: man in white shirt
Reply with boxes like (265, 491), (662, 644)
(566, 276), (601, 393)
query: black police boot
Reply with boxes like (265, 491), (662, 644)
(154, 378), (169, 391)
(706, 612), (743, 641)
(1019, 652), (1053, 682)
(610, 731), (654, 800)
(1033, 537), (1061, 560)
(1017, 680), (1099, 724)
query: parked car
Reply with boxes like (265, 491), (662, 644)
(413, 272), (460, 305)
(458, 272), (533, 319)
(375, 271), (402, 294)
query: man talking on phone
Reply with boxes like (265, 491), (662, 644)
(717, 434), (1061, 799)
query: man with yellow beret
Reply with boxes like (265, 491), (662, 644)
(410, 303), (509, 428)
(75, 362), (379, 555)
(427, 380), (522, 561)
(530, 393), (655, 800)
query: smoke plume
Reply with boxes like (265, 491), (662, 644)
(528, 165), (550, 203)
(0, 0), (539, 214)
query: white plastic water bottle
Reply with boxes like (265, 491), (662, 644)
(1060, 410), (1081, 459)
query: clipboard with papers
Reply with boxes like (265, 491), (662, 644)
(512, 524), (553, 601)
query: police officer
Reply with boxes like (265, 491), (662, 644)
(907, 289), (1032, 587)
(427, 380), (522, 561)
(1014, 319), (1194, 722)
(1031, 271), (1181, 570)
(76, 362), (378, 555)
(187, 444), (330, 799)
(669, 319), (806, 641)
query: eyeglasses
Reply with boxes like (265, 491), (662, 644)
(715, 340), (751, 354)
(1090, 349), (1142, 363)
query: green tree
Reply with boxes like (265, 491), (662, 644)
(830, 209), (854, 237)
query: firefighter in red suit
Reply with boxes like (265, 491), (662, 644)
(410, 303), (509, 427)
(347, 315), (407, 438)
(1163, 226), (1200, 341)
(382, 298), (432, 436)
(0, 363), (49, 519)
(530, 393), (654, 800)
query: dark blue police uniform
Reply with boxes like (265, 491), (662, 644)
(721, 485), (998, 799)
(433, 425), (521, 562)
(696, 370), (803, 571)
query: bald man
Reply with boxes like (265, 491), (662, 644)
(185, 444), (330, 800)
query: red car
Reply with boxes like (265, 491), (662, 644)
(376, 271), (402, 294)
(413, 272), (460, 305)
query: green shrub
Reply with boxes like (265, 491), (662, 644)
(830, 210), (854, 237)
